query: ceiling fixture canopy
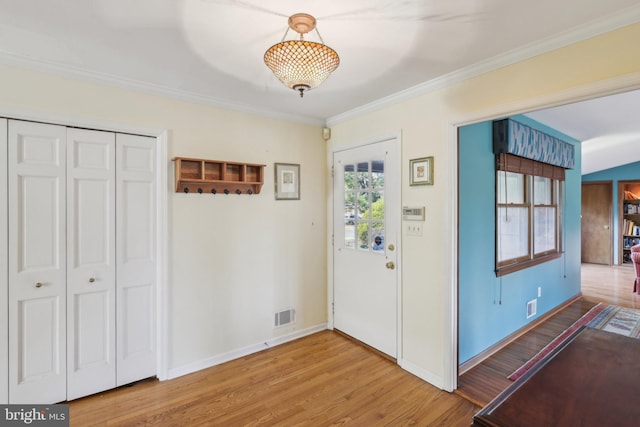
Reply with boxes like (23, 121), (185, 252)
(264, 13), (340, 98)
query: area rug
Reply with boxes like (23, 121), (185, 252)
(507, 303), (606, 381)
(587, 305), (640, 338)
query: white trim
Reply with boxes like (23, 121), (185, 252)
(0, 107), (169, 386)
(447, 71), (640, 390)
(156, 130), (169, 381)
(326, 5), (640, 127)
(399, 358), (446, 390)
(0, 52), (324, 127)
(2, 5), (639, 129)
(166, 323), (328, 380)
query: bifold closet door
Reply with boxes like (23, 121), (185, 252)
(66, 128), (116, 401)
(8, 120), (67, 404)
(0, 119), (7, 404)
(115, 133), (157, 386)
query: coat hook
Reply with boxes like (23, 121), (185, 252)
(183, 187), (189, 193)
(211, 188), (217, 194)
(197, 188), (203, 194)
(247, 189), (253, 195)
(235, 189), (241, 195)
(224, 189), (230, 195)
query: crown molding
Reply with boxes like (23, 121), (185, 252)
(0, 4), (638, 129)
(326, 5), (640, 127)
(0, 50), (324, 127)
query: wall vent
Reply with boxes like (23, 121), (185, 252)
(526, 299), (537, 319)
(274, 308), (295, 327)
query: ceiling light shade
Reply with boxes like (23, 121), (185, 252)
(264, 13), (340, 97)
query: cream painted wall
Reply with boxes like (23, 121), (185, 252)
(0, 65), (328, 374)
(327, 22), (640, 389)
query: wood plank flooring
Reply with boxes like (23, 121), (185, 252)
(457, 263), (639, 407)
(69, 331), (479, 426)
(67, 263), (635, 426)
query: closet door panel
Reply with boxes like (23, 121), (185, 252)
(8, 120), (67, 404)
(0, 119), (7, 404)
(66, 129), (116, 400)
(116, 134), (157, 386)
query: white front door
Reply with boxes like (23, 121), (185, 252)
(333, 138), (400, 358)
(66, 128), (117, 400)
(8, 120), (67, 403)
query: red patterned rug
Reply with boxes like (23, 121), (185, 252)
(507, 303), (606, 381)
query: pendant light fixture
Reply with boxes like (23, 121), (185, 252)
(264, 13), (340, 97)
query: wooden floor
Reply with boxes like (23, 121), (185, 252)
(69, 331), (479, 426)
(457, 262), (639, 407)
(68, 263), (636, 426)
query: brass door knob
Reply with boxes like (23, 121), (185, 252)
(386, 261), (395, 270)
(387, 244), (395, 251)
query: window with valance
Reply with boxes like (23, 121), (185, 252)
(493, 119), (574, 276)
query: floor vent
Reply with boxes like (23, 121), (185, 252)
(527, 299), (537, 319)
(275, 308), (295, 327)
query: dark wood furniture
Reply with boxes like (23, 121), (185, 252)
(473, 327), (640, 426)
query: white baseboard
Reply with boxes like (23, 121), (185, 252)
(399, 358), (447, 391)
(166, 323), (328, 380)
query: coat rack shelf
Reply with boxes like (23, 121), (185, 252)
(174, 157), (265, 195)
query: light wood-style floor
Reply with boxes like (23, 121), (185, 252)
(68, 263), (636, 426)
(69, 331), (479, 426)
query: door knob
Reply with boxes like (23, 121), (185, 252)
(387, 244), (395, 251)
(386, 261), (395, 270)
(89, 277), (96, 283)
(35, 282), (43, 288)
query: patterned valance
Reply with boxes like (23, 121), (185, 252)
(493, 119), (575, 169)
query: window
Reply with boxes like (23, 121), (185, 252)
(343, 160), (385, 252)
(496, 155), (563, 276)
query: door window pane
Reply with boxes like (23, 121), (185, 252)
(344, 159), (386, 253)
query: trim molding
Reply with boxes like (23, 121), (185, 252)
(458, 295), (582, 375)
(326, 5), (640, 127)
(166, 323), (328, 380)
(399, 358), (446, 391)
(1, 5), (639, 127)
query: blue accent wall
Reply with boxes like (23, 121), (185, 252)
(582, 161), (640, 263)
(458, 115), (582, 364)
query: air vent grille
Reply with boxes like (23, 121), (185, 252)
(275, 308), (295, 327)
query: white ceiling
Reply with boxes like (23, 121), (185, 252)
(0, 0), (639, 173)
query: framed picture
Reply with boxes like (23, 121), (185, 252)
(409, 156), (434, 186)
(274, 163), (300, 200)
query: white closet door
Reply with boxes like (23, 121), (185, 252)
(0, 119), (7, 404)
(8, 120), (67, 404)
(66, 128), (116, 400)
(116, 133), (157, 385)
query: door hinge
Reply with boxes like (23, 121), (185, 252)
(331, 165), (334, 178)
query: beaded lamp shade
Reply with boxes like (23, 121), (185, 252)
(264, 13), (340, 97)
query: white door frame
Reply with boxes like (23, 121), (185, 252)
(0, 107), (169, 382)
(446, 73), (640, 391)
(328, 131), (402, 361)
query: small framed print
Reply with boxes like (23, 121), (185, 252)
(274, 163), (300, 200)
(409, 156), (434, 186)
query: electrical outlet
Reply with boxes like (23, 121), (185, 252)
(406, 223), (423, 236)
